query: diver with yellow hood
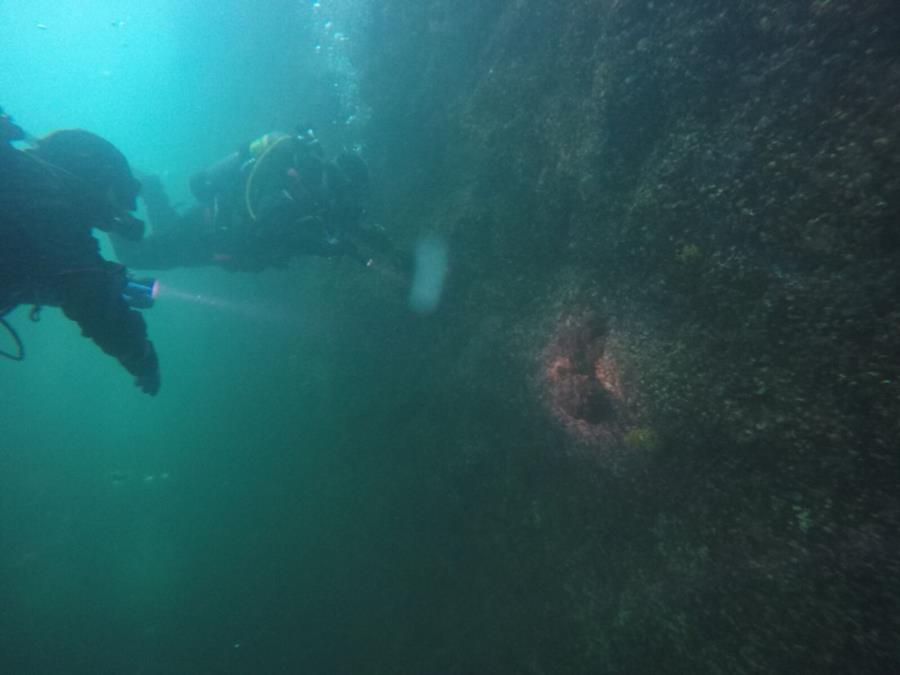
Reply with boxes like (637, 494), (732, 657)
(112, 126), (387, 272)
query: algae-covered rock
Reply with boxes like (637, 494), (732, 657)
(348, 1), (900, 672)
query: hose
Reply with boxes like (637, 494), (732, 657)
(244, 134), (295, 222)
(0, 314), (24, 361)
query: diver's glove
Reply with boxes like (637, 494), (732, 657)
(124, 340), (161, 396)
(135, 365), (161, 397)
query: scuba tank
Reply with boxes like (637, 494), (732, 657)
(244, 128), (324, 221)
(189, 150), (244, 204)
(187, 128), (327, 240)
(187, 129), (313, 208)
(185, 133), (297, 240)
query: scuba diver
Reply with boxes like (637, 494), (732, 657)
(112, 126), (392, 273)
(0, 110), (161, 395)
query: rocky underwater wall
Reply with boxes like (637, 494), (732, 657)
(338, 1), (900, 672)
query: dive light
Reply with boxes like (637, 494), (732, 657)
(122, 277), (159, 309)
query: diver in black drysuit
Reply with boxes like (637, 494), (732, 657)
(0, 112), (161, 395)
(112, 129), (389, 273)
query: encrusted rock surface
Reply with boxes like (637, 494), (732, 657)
(330, 1), (900, 671)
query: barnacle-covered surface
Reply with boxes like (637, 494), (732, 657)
(331, 1), (900, 671)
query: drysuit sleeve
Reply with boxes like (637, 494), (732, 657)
(58, 263), (160, 395)
(111, 229), (194, 270)
(110, 205), (214, 271)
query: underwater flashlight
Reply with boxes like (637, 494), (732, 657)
(122, 276), (159, 309)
